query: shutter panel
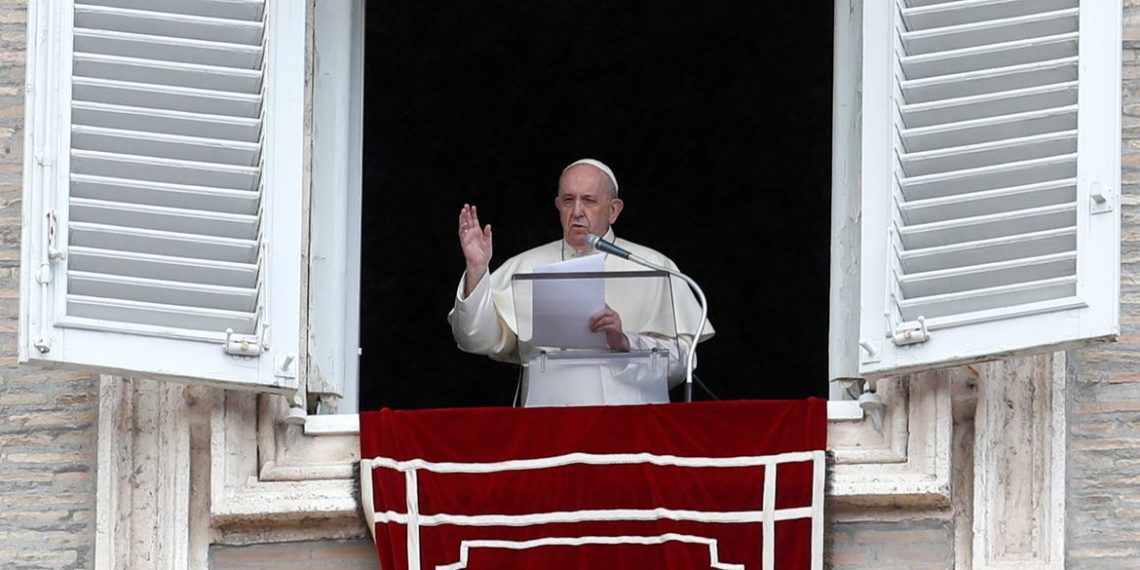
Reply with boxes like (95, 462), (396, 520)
(858, 0), (1120, 376)
(20, 0), (304, 392)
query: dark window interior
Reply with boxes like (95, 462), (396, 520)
(359, 3), (834, 410)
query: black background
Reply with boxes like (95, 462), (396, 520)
(359, 2), (834, 410)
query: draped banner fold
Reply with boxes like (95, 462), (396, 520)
(360, 399), (826, 570)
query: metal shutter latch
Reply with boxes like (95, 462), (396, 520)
(889, 314), (931, 347)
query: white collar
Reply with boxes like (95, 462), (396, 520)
(561, 227), (616, 260)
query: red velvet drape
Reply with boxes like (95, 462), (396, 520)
(361, 399), (826, 570)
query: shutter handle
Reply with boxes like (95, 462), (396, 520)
(1090, 181), (1114, 214)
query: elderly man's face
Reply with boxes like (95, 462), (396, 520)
(555, 165), (624, 250)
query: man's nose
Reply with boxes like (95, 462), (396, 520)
(571, 200), (585, 217)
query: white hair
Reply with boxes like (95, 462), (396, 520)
(562, 158), (619, 196)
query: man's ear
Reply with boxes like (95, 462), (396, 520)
(609, 198), (624, 224)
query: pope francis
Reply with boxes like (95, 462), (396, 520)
(448, 159), (714, 406)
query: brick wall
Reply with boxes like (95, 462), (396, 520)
(0, 3), (100, 570)
(1065, 1), (1140, 567)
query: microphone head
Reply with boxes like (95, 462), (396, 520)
(585, 234), (601, 248)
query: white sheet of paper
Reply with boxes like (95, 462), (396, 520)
(530, 254), (608, 350)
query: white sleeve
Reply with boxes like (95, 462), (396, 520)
(624, 332), (695, 388)
(449, 271), (516, 357)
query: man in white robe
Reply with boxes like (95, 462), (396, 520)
(448, 159), (714, 406)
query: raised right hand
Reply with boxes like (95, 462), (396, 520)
(459, 204), (492, 295)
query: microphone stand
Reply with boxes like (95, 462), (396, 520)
(587, 235), (709, 402)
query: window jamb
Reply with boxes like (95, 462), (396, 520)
(308, 0), (365, 413)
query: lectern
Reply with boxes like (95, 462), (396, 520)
(511, 270), (679, 407)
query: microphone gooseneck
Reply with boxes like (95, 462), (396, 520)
(586, 233), (709, 402)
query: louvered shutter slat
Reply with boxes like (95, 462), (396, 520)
(75, 6), (265, 45)
(898, 252), (1075, 297)
(899, 155), (1076, 200)
(899, 203), (1076, 250)
(900, 179), (1076, 224)
(903, 83), (1078, 128)
(72, 127), (260, 166)
(901, 131), (1076, 177)
(71, 175), (260, 214)
(857, 0), (1119, 376)
(902, 9), (1079, 54)
(69, 272), (257, 312)
(70, 198), (259, 239)
(72, 103), (261, 141)
(896, 277), (1078, 320)
(901, 34), (1079, 79)
(73, 79), (262, 116)
(80, 0), (266, 21)
(900, 0), (1075, 29)
(71, 151), (260, 188)
(901, 57), (1078, 103)
(68, 247), (258, 288)
(73, 54), (263, 93)
(897, 227), (1076, 273)
(69, 223), (258, 263)
(68, 295), (257, 333)
(74, 30), (263, 69)
(904, 107), (1078, 151)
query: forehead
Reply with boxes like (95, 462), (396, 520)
(557, 165), (610, 197)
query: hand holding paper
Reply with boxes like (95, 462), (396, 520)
(531, 255), (608, 350)
(588, 305), (629, 351)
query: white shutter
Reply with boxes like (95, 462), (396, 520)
(20, 0), (304, 392)
(858, 0), (1121, 377)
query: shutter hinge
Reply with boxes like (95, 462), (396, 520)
(34, 210), (65, 353)
(889, 314), (930, 346)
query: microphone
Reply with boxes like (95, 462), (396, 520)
(586, 233), (633, 259)
(585, 233), (709, 403)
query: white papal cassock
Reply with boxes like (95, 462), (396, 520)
(448, 228), (714, 406)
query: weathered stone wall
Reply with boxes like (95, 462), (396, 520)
(0, 3), (100, 569)
(210, 540), (378, 570)
(828, 518), (955, 569)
